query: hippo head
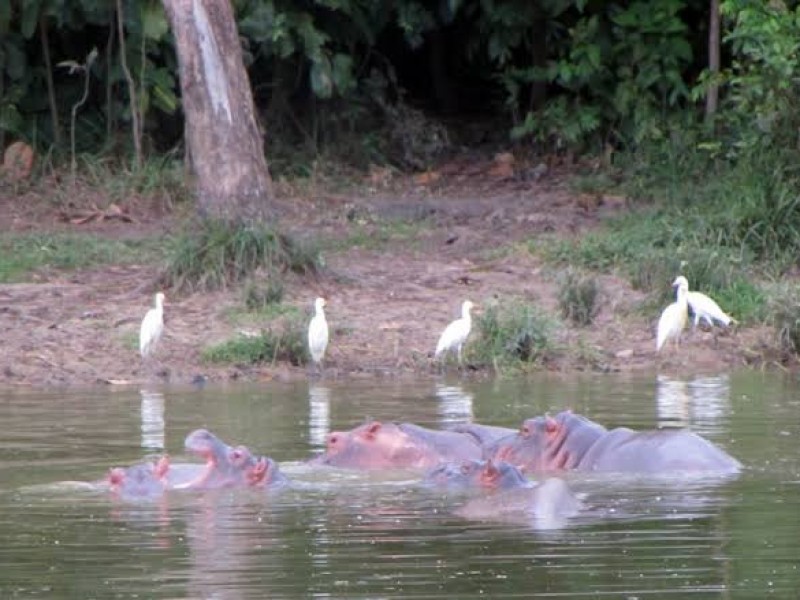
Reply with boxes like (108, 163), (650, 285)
(315, 421), (436, 469)
(107, 456), (170, 500)
(425, 459), (530, 491)
(180, 429), (262, 488)
(245, 456), (288, 488)
(492, 411), (607, 472)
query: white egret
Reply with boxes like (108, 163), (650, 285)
(656, 277), (688, 352)
(435, 300), (475, 365)
(674, 275), (735, 329)
(139, 292), (166, 359)
(308, 297), (329, 367)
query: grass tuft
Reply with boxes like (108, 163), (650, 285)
(471, 302), (558, 370)
(162, 219), (321, 293)
(768, 285), (800, 357)
(558, 270), (600, 326)
(243, 275), (285, 310)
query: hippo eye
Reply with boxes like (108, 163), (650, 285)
(329, 434), (339, 445)
(521, 425), (531, 437)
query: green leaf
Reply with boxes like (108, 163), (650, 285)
(0, 0), (10, 35)
(141, 1), (169, 41)
(310, 56), (333, 98)
(4, 42), (27, 80)
(331, 53), (354, 95)
(21, 0), (42, 39)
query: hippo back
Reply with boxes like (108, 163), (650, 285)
(578, 427), (742, 474)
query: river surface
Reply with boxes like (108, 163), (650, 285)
(0, 372), (798, 598)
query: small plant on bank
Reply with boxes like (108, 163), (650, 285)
(243, 275), (285, 310)
(558, 270), (600, 326)
(471, 302), (557, 370)
(768, 285), (800, 358)
(203, 313), (307, 366)
(163, 219), (321, 293)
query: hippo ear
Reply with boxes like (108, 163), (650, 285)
(366, 422), (382, 439)
(108, 467), (124, 486)
(545, 416), (558, 434)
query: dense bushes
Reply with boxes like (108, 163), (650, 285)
(1, 1), (799, 170)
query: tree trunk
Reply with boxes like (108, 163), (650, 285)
(162, 0), (274, 223)
(705, 0), (720, 121)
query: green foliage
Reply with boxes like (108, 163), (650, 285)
(0, 232), (158, 282)
(504, 0), (692, 148)
(203, 319), (307, 366)
(558, 270), (600, 326)
(163, 220), (320, 293)
(471, 302), (558, 370)
(707, 0), (800, 154)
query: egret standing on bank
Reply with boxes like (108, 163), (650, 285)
(656, 277), (689, 352)
(308, 297), (329, 369)
(435, 300), (474, 365)
(140, 292), (166, 359)
(675, 275), (736, 330)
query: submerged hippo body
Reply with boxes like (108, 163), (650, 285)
(449, 423), (517, 449)
(424, 459), (532, 491)
(313, 421), (483, 469)
(488, 411), (741, 475)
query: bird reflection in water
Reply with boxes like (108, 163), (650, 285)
(139, 388), (165, 451)
(656, 374), (731, 436)
(308, 384), (331, 451)
(435, 383), (474, 427)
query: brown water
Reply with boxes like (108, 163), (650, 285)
(0, 372), (798, 598)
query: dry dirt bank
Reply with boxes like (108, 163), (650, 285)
(0, 162), (782, 387)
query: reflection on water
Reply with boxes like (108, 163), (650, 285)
(308, 384), (331, 451)
(140, 388), (166, 450)
(656, 374), (731, 435)
(0, 373), (798, 598)
(435, 382), (474, 425)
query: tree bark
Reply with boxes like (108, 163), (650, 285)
(705, 0), (720, 121)
(162, 0), (274, 224)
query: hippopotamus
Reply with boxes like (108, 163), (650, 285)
(244, 456), (288, 489)
(312, 420), (483, 469)
(487, 411), (741, 474)
(178, 429), (286, 489)
(424, 459), (532, 491)
(106, 457), (170, 500)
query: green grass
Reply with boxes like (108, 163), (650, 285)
(470, 301), (559, 371)
(203, 319), (307, 366)
(323, 219), (430, 252)
(535, 153), (784, 326)
(223, 302), (303, 328)
(0, 232), (161, 282)
(162, 219), (321, 293)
